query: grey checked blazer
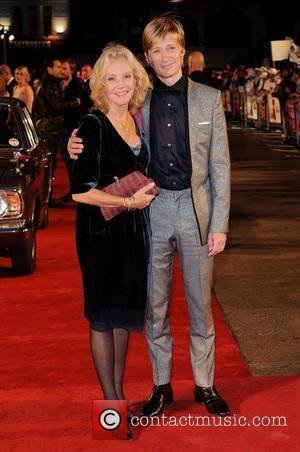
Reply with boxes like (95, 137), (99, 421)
(141, 78), (231, 245)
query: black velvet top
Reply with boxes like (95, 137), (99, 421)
(71, 110), (149, 193)
(71, 110), (150, 235)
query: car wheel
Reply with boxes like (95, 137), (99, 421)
(11, 226), (37, 275)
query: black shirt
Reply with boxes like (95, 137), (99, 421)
(148, 75), (191, 190)
(7, 78), (17, 97)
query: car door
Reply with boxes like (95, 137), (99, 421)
(14, 103), (52, 221)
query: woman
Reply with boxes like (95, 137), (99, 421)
(13, 66), (34, 112)
(71, 43), (154, 435)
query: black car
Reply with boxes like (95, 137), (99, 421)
(0, 97), (52, 274)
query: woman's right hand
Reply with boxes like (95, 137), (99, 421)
(67, 129), (83, 160)
(129, 182), (156, 209)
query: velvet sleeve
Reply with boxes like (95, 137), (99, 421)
(70, 114), (102, 195)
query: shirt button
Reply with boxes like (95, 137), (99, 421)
(167, 103), (172, 107)
(167, 123), (171, 127)
(167, 143), (172, 147)
(173, 181), (176, 186)
(170, 163), (174, 167)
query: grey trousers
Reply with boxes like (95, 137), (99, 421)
(146, 188), (215, 387)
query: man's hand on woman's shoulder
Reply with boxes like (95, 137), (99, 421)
(68, 129), (83, 160)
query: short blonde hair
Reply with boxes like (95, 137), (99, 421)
(142, 16), (185, 54)
(90, 43), (149, 114)
(15, 66), (31, 83)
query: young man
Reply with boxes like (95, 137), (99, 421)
(67, 17), (230, 417)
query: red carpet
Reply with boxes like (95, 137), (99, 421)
(0, 159), (299, 451)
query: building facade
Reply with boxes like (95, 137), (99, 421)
(0, 0), (69, 69)
(0, 1), (299, 71)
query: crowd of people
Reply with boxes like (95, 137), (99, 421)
(2, 55), (299, 124)
(0, 59), (97, 204)
(214, 60), (300, 107)
(1, 54), (298, 186)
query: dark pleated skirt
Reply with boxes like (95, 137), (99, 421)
(76, 205), (150, 331)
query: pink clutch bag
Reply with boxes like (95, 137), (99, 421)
(101, 170), (159, 221)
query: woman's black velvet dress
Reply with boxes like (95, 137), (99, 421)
(71, 110), (150, 331)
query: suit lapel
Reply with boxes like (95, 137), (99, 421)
(187, 78), (199, 160)
(188, 79), (213, 154)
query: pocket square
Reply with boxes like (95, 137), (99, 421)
(198, 121), (210, 125)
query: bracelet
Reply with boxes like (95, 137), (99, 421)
(130, 195), (136, 211)
(124, 196), (131, 211)
(125, 195), (136, 212)
(128, 196), (132, 211)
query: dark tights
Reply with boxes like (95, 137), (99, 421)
(89, 327), (129, 400)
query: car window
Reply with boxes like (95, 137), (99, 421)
(0, 105), (22, 148)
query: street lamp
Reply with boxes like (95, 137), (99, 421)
(0, 25), (15, 65)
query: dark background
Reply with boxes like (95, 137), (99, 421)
(2, 0), (300, 72)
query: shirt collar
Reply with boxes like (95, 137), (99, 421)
(153, 75), (187, 94)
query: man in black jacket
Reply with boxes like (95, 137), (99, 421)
(0, 64), (17, 96)
(58, 59), (84, 203)
(32, 58), (80, 180)
(61, 59), (85, 129)
(187, 51), (222, 90)
(80, 64), (93, 114)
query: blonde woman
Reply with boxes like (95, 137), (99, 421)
(71, 43), (154, 435)
(13, 66), (34, 112)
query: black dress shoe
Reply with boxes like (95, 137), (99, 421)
(141, 383), (173, 417)
(194, 385), (230, 416)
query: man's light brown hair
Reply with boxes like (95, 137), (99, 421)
(142, 16), (185, 54)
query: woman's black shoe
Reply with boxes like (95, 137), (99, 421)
(127, 425), (133, 440)
(140, 383), (173, 417)
(194, 385), (230, 416)
(127, 410), (135, 425)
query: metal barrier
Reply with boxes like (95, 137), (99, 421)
(223, 89), (300, 145)
(285, 99), (300, 145)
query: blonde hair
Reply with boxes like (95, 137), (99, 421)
(15, 66), (31, 83)
(90, 43), (149, 114)
(142, 16), (185, 54)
